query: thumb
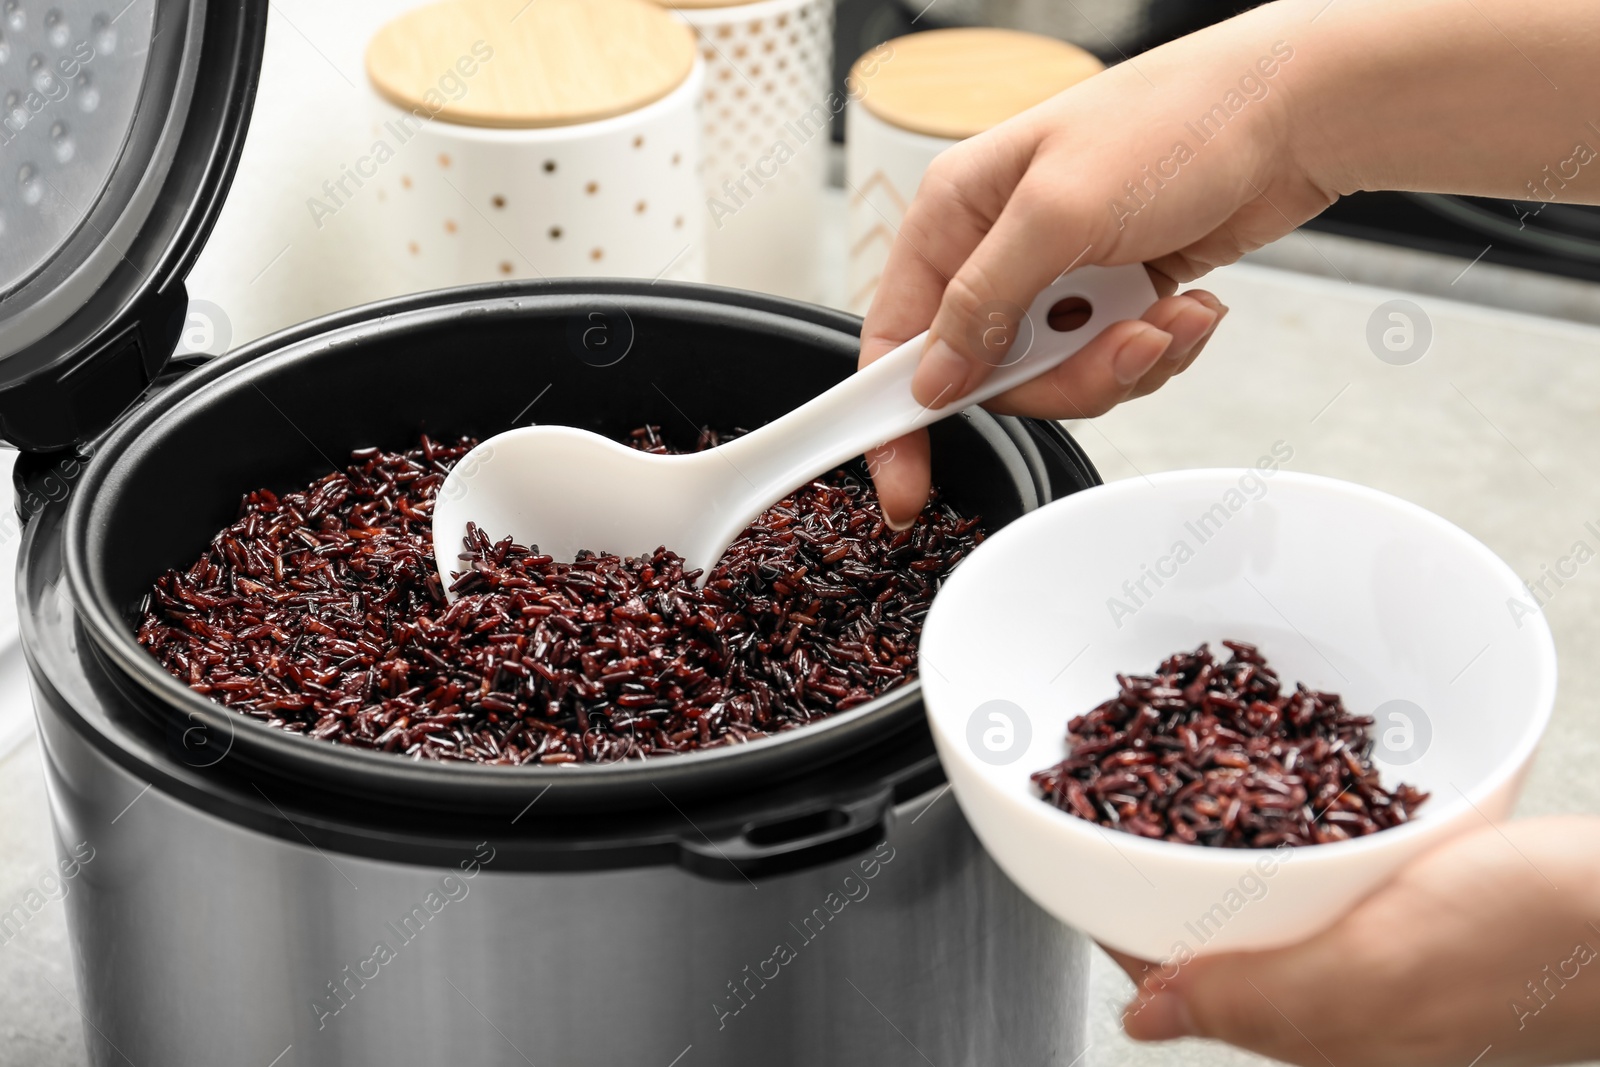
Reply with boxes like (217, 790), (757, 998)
(1122, 943), (1353, 1065)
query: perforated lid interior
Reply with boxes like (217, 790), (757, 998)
(0, 0), (153, 299)
(0, 0), (265, 452)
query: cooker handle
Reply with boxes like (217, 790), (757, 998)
(675, 786), (895, 881)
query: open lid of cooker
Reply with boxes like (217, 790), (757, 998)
(0, 0), (265, 452)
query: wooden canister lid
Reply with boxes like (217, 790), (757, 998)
(851, 28), (1104, 140)
(367, 0), (698, 128)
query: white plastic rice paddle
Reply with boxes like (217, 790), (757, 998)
(433, 264), (1157, 594)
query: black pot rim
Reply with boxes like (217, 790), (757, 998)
(61, 279), (1100, 815)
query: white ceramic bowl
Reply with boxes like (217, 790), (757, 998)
(920, 469), (1557, 960)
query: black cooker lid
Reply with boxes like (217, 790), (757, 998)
(0, 0), (265, 452)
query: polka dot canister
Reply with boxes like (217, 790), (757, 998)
(655, 0), (835, 301)
(362, 0), (707, 291)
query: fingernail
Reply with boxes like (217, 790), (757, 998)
(1165, 303), (1219, 361)
(884, 510), (916, 532)
(911, 339), (972, 408)
(1126, 993), (1197, 1041)
(1190, 304), (1229, 351)
(1113, 324), (1173, 385)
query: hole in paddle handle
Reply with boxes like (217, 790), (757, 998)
(1047, 297), (1093, 332)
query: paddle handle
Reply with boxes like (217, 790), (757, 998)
(714, 263), (1159, 507)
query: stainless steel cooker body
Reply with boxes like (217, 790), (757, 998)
(18, 280), (1103, 1065)
(33, 697), (1086, 1066)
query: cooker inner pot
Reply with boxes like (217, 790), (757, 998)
(66, 282), (1091, 812)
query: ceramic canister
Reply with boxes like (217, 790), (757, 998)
(845, 28), (1102, 314)
(361, 0), (707, 292)
(656, 0), (835, 302)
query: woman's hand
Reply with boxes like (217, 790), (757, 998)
(859, 0), (1600, 526)
(858, 4), (1331, 525)
(1108, 816), (1600, 1067)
